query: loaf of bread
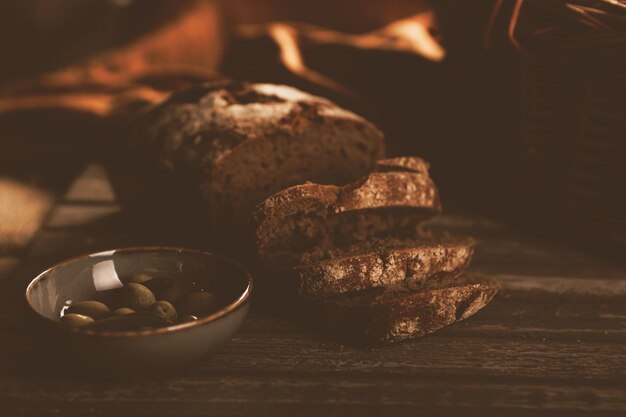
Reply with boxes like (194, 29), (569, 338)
(134, 80), (386, 239)
(134, 80), (496, 344)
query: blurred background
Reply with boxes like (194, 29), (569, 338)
(0, 0), (624, 260)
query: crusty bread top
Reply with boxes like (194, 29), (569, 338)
(335, 171), (440, 212)
(137, 80), (384, 175)
(255, 157), (441, 230)
(375, 157), (430, 174)
(254, 182), (338, 221)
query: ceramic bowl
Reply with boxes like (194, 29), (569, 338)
(26, 247), (252, 371)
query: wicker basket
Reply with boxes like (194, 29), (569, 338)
(491, 0), (626, 249)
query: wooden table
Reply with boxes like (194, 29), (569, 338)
(0, 162), (624, 417)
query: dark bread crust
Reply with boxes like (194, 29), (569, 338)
(254, 182), (338, 222)
(138, 80), (379, 172)
(254, 157), (442, 264)
(321, 273), (499, 344)
(255, 157), (438, 218)
(335, 171), (440, 212)
(295, 235), (475, 298)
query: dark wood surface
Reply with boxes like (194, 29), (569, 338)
(0, 163), (624, 417)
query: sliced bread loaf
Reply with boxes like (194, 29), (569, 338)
(254, 157), (442, 265)
(134, 80), (386, 238)
(321, 273), (499, 344)
(295, 235), (475, 298)
(253, 156), (498, 344)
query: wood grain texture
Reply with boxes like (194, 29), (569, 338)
(0, 163), (624, 417)
(0, 178), (53, 252)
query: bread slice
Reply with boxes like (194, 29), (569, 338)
(135, 80), (385, 239)
(321, 273), (499, 344)
(295, 235), (475, 298)
(254, 157), (442, 265)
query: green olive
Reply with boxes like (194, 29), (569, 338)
(178, 292), (218, 317)
(86, 311), (171, 331)
(129, 273), (153, 284)
(150, 301), (178, 322)
(66, 300), (111, 320)
(112, 307), (135, 316)
(60, 313), (95, 327)
(177, 315), (198, 323)
(143, 278), (184, 304)
(120, 283), (156, 311)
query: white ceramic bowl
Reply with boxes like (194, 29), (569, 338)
(26, 247), (252, 372)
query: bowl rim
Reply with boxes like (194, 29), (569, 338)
(25, 246), (253, 338)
